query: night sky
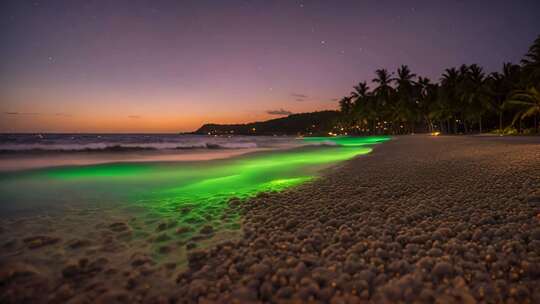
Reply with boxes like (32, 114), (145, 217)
(1, 0), (539, 133)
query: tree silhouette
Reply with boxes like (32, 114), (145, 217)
(334, 35), (540, 135)
(521, 35), (540, 85)
(350, 82), (372, 131)
(395, 65), (417, 133)
(507, 87), (540, 134)
(484, 63), (521, 133)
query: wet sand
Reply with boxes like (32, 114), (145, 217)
(1, 135), (540, 303)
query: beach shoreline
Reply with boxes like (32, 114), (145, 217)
(1, 135), (539, 303)
(177, 135), (540, 303)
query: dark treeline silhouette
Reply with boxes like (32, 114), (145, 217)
(337, 35), (540, 135)
(194, 111), (340, 135)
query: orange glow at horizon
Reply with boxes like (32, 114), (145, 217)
(1, 79), (339, 133)
(1, 94), (337, 133)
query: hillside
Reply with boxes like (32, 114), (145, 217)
(193, 111), (341, 136)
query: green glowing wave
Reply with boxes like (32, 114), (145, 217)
(0, 136), (390, 229)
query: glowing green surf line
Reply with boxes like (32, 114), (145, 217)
(0, 136), (389, 230)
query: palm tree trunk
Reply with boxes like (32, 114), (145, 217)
(535, 114), (538, 134)
(479, 116), (482, 134)
(498, 111), (503, 135)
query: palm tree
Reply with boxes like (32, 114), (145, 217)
(372, 69), (394, 133)
(339, 96), (354, 129)
(441, 67), (459, 85)
(521, 35), (540, 86)
(507, 86), (540, 134)
(484, 63), (521, 134)
(416, 77), (437, 132)
(339, 96), (353, 115)
(485, 72), (507, 133)
(463, 64), (486, 133)
(372, 69), (394, 107)
(351, 82), (370, 99)
(439, 68), (460, 133)
(395, 65), (417, 133)
(331, 36), (539, 135)
(350, 82), (372, 133)
(396, 65), (416, 84)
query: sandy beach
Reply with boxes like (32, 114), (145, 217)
(1, 135), (540, 303)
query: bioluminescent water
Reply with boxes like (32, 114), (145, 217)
(0, 136), (389, 229)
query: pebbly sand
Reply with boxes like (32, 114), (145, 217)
(1, 135), (540, 303)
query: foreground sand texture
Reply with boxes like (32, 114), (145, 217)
(2, 135), (540, 303)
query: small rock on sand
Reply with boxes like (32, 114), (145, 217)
(23, 235), (60, 249)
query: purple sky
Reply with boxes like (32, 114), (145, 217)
(1, 0), (539, 132)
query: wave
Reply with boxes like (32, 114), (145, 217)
(0, 142), (259, 153)
(206, 142), (258, 149)
(302, 141), (339, 147)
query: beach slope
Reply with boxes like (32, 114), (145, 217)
(177, 135), (540, 303)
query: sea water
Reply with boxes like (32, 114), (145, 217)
(0, 135), (390, 226)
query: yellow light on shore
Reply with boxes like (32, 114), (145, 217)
(431, 131), (441, 136)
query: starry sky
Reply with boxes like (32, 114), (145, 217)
(1, 0), (539, 133)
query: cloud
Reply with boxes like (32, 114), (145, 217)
(266, 108), (293, 116)
(128, 115), (141, 119)
(4, 112), (40, 115)
(4, 112), (74, 118)
(291, 93), (308, 101)
(291, 93), (308, 98)
(330, 98), (339, 102)
(55, 113), (72, 117)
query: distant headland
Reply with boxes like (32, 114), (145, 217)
(193, 110), (341, 136)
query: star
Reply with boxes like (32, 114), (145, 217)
(321, 40), (326, 45)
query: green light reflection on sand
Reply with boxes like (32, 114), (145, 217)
(1, 136), (389, 229)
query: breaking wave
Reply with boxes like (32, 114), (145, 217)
(0, 142), (259, 153)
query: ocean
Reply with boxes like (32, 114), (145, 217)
(0, 134), (389, 290)
(0, 133), (295, 152)
(0, 134), (300, 171)
(0, 134), (389, 219)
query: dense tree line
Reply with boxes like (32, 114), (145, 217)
(195, 111), (340, 135)
(338, 35), (540, 135)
